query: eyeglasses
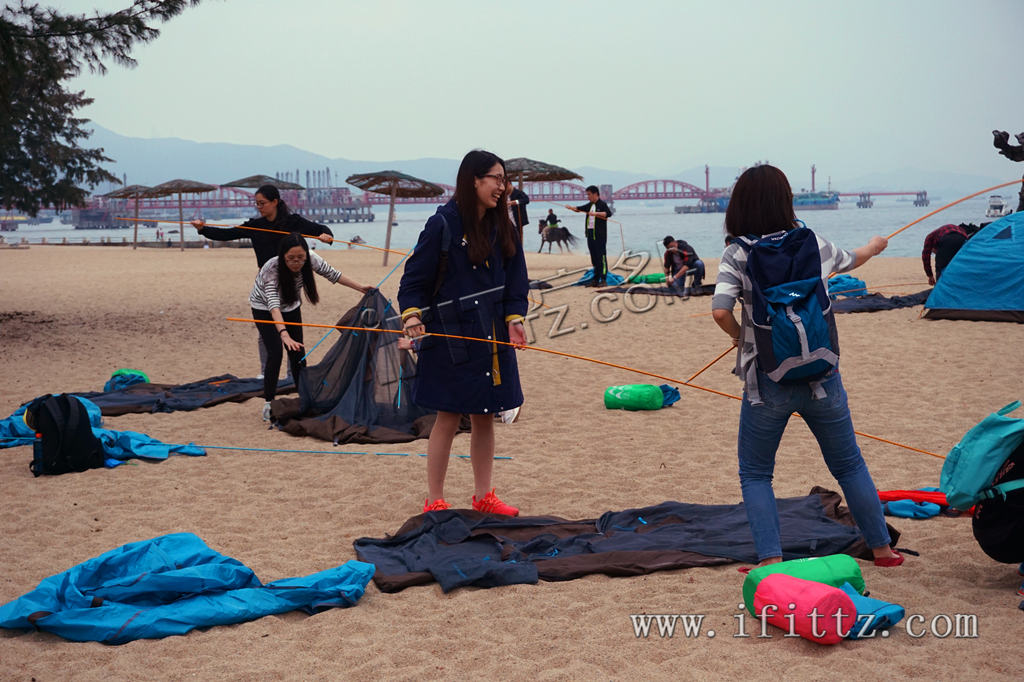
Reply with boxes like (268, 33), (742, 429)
(255, 200), (271, 208)
(481, 173), (506, 186)
(284, 255), (306, 264)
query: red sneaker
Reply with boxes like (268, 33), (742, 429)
(472, 489), (519, 516)
(874, 549), (905, 567)
(423, 498), (452, 513)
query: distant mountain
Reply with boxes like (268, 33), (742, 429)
(85, 125), (1005, 200)
(87, 124), (462, 190)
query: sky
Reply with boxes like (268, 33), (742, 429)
(54, 0), (1024, 182)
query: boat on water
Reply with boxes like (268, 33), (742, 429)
(1, 215), (27, 231)
(676, 191), (838, 213)
(986, 195), (1012, 218)
(793, 191), (839, 210)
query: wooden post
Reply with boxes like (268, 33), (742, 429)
(132, 195), (140, 250)
(382, 182), (397, 267)
(178, 194), (185, 251)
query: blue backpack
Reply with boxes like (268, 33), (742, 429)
(736, 227), (840, 384)
(940, 400), (1024, 510)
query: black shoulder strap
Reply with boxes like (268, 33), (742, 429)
(431, 214), (451, 300)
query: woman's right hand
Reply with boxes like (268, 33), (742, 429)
(280, 332), (304, 352)
(403, 315), (425, 339)
(190, 219), (205, 230)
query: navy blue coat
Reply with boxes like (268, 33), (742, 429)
(398, 200), (529, 414)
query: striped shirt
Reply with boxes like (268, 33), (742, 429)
(249, 251), (341, 312)
(712, 232), (854, 393)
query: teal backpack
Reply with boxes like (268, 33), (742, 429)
(940, 401), (1024, 510)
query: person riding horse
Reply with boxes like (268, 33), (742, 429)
(538, 219), (577, 253)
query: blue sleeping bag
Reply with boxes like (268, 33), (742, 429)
(839, 582), (905, 639)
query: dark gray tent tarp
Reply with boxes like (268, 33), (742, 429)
(273, 290), (465, 444)
(354, 487), (901, 592)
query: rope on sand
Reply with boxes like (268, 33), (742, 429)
(226, 316), (942, 459)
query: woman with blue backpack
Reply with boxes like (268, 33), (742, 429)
(711, 164), (903, 569)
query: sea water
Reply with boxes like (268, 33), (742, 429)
(6, 194), (1000, 261)
(341, 194), (997, 261)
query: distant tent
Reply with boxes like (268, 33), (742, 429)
(923, 212), (1024, 323)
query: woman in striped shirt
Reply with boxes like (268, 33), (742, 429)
(711, 165), (902, 569)
(251, 232), (370, 421)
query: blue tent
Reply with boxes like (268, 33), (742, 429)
(924, 212), (1024, 322)
(0, 533), (374, 644)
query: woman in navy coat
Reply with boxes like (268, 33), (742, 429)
(398, 150), (528, 516)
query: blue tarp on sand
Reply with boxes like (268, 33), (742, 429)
(0, 396), (204, 465)
(0, 533), (375, 644)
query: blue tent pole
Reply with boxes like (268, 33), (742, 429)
(300, 247), (415, 364)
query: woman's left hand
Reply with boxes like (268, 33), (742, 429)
(508, 321), (527, 349)
(280, 333), (304, 352)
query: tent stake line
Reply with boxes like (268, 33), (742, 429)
(197, 445), (511, 460)
(0, 438), (511, 460)
(226, 316), (942, 459)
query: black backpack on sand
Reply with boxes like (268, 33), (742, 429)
(24, 394), (106, 477)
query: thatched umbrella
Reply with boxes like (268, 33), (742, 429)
(101, 184), (151, 250)
(220, 174), (304, 190)
(504, 157), (583, 189)
(146, 179), (218, 251)
(345, 170), (445, 266)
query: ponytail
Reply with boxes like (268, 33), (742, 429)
(256, 183), (291, 219)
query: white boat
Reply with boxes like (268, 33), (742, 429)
(986, 195), (1012, 217)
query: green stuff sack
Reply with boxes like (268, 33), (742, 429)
(626, 273), (667, 284)
(104, 368), (151, 392)
(604, 384), (664, 411)
(742, 554), (865, 616)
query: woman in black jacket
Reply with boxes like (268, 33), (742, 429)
(191, 184), (336, 379)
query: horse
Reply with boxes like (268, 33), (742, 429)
(538, 223), (578, 253)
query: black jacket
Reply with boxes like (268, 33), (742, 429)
(509, 188), (530, 230)
(576, 199), (612, 238)
(199, 213), (334, 267)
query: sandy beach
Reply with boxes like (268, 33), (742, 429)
(1, 243), (1022, 679)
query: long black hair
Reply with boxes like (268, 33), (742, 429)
(276, 232), (318, 306)
(453, 150), (517, 265)
(257, 183), (291, 220)
(724, 165), (797, 238)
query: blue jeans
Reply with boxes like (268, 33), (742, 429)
(737, 369), (891, 561)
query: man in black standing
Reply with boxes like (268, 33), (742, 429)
(569, 185), (612, 286)
(508, 185), (530, 238)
